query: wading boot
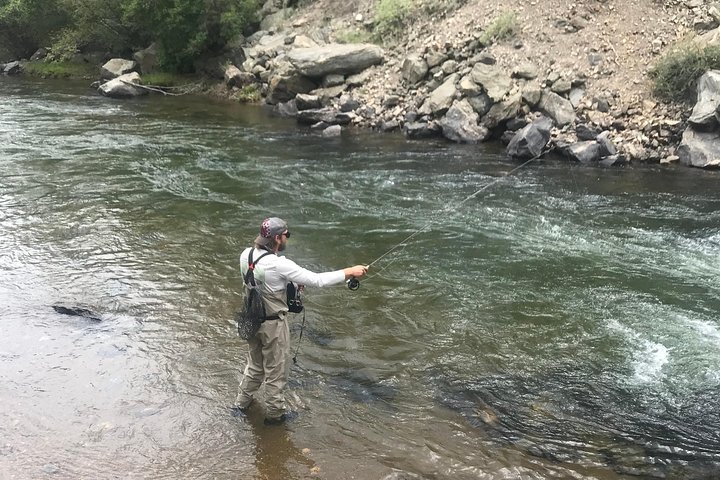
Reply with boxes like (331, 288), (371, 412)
(263, 411), (298, 426)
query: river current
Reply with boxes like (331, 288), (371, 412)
(1, 77), (719, 479)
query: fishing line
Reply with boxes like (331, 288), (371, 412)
(347, 154), (542, 290)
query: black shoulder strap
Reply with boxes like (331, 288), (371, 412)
(244, 249), (272, 286)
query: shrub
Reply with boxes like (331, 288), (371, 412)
(373, 0), (413, 41)
(650, 42), (720, 102)
(479, 11), (518, 45)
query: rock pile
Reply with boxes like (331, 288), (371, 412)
(678, 70), (720, 168)
(215, 2), (705, 166)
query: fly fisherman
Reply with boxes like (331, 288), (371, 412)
(233, 217), (368, 425)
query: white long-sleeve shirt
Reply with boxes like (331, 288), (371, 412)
(240, 247), (345, 293)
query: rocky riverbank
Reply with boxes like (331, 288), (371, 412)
(214, 0), (719, 168)
(5, 0), (720, 169)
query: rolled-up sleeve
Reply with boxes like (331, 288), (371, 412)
(275, 257), (345, 288)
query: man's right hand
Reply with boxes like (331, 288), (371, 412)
(343, 265), (368, 279)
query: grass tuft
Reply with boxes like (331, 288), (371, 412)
(650, 42), (720, 102)
(22, 61), (98, 79)
(479, 11), (518, 45)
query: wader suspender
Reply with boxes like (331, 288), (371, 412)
(244, 249), (279, 321)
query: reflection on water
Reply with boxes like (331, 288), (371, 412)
(1, 76), (720, 479)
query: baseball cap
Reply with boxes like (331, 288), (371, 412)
(255, 217), (288, 245)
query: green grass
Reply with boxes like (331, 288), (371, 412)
(336, 28), (374, 44)
(141, 72), (198, 88)
(373, 0), (413, 42)
(479, 11), (518, 45)
(22, 61), (98, 79)
(650, 43), (720, 102)
(232, 84), (261, 103)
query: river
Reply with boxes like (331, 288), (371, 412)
(1, 76), (719, 480)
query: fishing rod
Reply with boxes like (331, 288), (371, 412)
(346, 153), (543, 291)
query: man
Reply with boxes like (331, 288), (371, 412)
(234, 217), (367, 425)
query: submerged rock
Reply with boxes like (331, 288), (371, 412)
(52, 305), (101, 322)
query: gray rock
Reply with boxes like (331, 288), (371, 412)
(30, 48), (47, 61)
(599, 154), (628, 167)
(522, 87), (543, 107)
(425, 50), (448, 68)
(576, 124), (600, 141)
(688, 70), (720, 130)
(458, 75), (481, 96)
(100, 58), (138, 80)
(260, 9), (291, 32)
(322, 124), (342, 137)
(98, 72), (147, 98)
(470, 63), (512, 102)
(403, 121), (441, 139)
(438, 99), (490, 143)
(225, 65), (255, 88)
(441, 59), (458, 75)
(538, 90), (576, 126)
(564, 141), (603, 163)
(551, 78), (572, 94)
(418, 73), (458, 116)
(467, 92), (493, 117)
(322, 73), (345, 88)
(3, 61), (21, 75)
(266, 74), (316, 104)
(310, 84), (347, 104)
(507, 117), (552, 159)
(287, 43), (384, 78)
(401, 55), (428, 84)
(569, 87), (585, 108)
(482, 93), (522, 129)
(596, 131), (617, 156)
(297, 107), (350, 125)
(295, 93), (321, 110)
(133, 43), (157, 74)
(339, 94), (360, 112)
(513, 63), (539, 80)
(346, 70), (372, 87)
(677, 128), (720, 168)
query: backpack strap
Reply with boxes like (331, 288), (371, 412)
(244, 249), (272, 286)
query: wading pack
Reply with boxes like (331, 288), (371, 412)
(236, 250), (272, 340)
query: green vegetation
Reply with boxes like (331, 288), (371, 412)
(479, 11), (518, 45)
(0, 0), (260, 73)
(336, 28), (373, 45)
(142, 72), (199, 88)
(650, 43), (720, 102)
(232, 84), (261, 102)
(22, 60), (98, 78)
(373, 0), (413, 42)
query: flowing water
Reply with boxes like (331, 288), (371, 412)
(1, 77), (719, 480)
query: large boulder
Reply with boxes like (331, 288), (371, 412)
(538, 90), (576, 126)
(438, 99), (489, 143)
(418, 73), (458, 116)
(470, 63), (512, 102)
(688, 70), (720, 130)
(100, 58), (138, 80)
(98, 72), (147, 98)
(677, 128), (720, 168)
(506, 117), (553, 159)
(286, 43), (383, 78)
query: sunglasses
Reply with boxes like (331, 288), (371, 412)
(282, 231), (291, 238)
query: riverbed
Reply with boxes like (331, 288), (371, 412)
(1, 76), (719, 479)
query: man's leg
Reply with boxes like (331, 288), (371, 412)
(235, 335), (264, 408)
(261, 318), (291, 420)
